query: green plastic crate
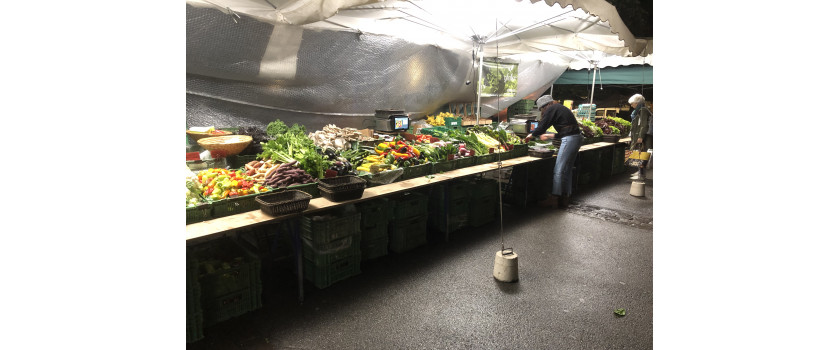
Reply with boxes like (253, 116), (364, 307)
(190, 238), (262, 327)
(398, 162), (432, 181)
(473, 153), (496, 165)
(469, 194), (498, 227)
(211, 192), (265, 219)
(470, 178), (500, 199)
(302, 233), (361, 267)
(361, 220), (389, 242)
(429, 196), (469, 234)
(611, 144), (627, 175)
(304, 254), (361, 289)
(429, 180), (470, 204)
(444, 117), (463, 128)
(356, 198), (389, 229)
(498, 150), (513, 161)
(432, 159), (456, 173)
(389, 192), (429, 221)
(361, 236), (389, 261)
(301, 213), (361, 248)
(388, 214), (428, 254)
(186, 203), (212, 225)
(187, 310), (204, 344)
(454, 156), (475, 169)
(512, 144), (528, 157)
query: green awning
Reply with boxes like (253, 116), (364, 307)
(555, 65), (652, 85)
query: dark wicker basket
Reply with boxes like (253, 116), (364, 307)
(528, 149), (555, 158)
(317, 176), (367, 192)
(319, 187), (365, 202)
(255, 190), (312, 216)
(317, 176), (367, 202)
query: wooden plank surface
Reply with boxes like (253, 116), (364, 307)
(186, 143), (627, 244)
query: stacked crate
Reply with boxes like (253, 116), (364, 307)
(355, 198), (390, 261)
(505, 159), (552, 207)
(387, 192), (429, 253)
(469, 178), (500, 227)
(428, 180), (471, 236)
(189, 237), (262, 328)
(301, 209), (362, 288)
(186, 255), (203, 343)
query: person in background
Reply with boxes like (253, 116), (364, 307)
(628, 93), (652, 179)
(524, 95), (583, 208)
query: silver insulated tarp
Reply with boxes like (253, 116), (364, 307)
(186, 0), (650, 131)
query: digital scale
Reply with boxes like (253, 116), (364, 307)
(374, 109), (410, 133)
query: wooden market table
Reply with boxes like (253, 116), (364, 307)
(186, 138), (629, 300)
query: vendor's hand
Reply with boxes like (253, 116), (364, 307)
(636, 138), (643, 144)
(539, 134), (554, 141)
(523, 135), (532, 143)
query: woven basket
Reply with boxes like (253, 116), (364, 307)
(187, 130), (232, 143)
(529, 149), (554, 158)
(255, 190), (312, 216)
(317, 176), (367, 202)
(197, 135), (253, 156)
(317, 176), (367, 192)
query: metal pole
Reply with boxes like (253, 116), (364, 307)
(589, 64), (597, 106)
(476, 46), (484, 118)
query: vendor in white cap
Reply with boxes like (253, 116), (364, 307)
(524, 95), (583, 208)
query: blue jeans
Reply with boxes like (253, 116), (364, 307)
(552, 134), (583, 196)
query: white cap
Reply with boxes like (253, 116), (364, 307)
(535, 95), (553, 109)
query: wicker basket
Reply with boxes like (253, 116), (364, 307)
(255, 190), (312, 216)
(528, 149), (555, 158)
(187, 130), (232, 143)
(317, 176), (367, 202)
(197, 135), (253, 156)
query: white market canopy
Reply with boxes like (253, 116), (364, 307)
(185, 0), (652, 124)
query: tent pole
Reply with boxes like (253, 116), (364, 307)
(476, 46), (484, 118)
(589, 65), (597, 106)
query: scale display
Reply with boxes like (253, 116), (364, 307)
(393, 116), (409, 130)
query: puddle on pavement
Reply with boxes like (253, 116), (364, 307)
(565, 202), (653, 230)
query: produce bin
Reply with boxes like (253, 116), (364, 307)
(360, 236), (389, 261)
(429, 196), (469, 234)
(388, 192), (429, 221)
(189, 238), (262, 327)
(512, 144), (528, 157)
(211, 192), (265, 219)
(302, 233), (361, 267)
(499, 150), (514, 161)
(454, 156), (475, 169)
(389, 214), (428, 253)
(355, 198), (389, 229)
(304, 254), (361, 289)
(186, 203), (212, 225)
(301, 212), (361, 248)
(473, 153), (496, 165)
(469, 194), (498, 227)
(398, 162), (432, 181)
(432, 159), (456, 173)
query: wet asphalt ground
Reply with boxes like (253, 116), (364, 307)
(188, 165), (654, 350)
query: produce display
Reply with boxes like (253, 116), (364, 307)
(196, 168), (271, 200)
(262, 161), (317, 188)
(186, 167), (206, 207)
(186, 118), (539, 213)
(308, 124), (375, 151)
(425, 112), (457, 126)
(603, 117), (631, 136)
(579, 119), (603, 138)
(260, 121), (332, 179)
(235, 126), (271, 155)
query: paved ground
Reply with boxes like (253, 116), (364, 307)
(188, 165), (654, 350)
